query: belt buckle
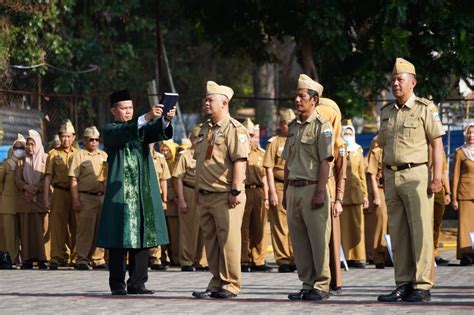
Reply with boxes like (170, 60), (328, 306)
(390, 165), (398, 171)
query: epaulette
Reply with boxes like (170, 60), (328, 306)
(415, 97), (432, 106)
(267, 136), (277, 143)
(258, 147), (265, 153)
(288, 119), (297, 127)
(381, 100), (396, 111)
(316, 113), (328, 124)
(230, 117), (243, 128)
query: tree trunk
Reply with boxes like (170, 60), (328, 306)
(299, 33), (319, 82)
(254, 63), (276, 137)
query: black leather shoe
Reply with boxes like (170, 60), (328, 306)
(75, 262), (91, 270)
(251, 264), (273, 272)
(347, 260), (366, 268)
(111, 289), (127, 295)
(192, 290), (216, 298)
(241, 264), (250, 272)
(403, 289), (431, 302)
(288, 289), (310, 301)
(278, 264), (292, 273)
(49, 261), (59, 270)
(181, 265), (194, 272)
(302, 289), (329, 301)
(435, 256), (449, 266)
(214, 289), (237, 299)
(290, 264), (297, 272)
(38, 261), (48, 270)
(377, 284), (412, 302)
(375, 263), (385, 269)
(195, 266), (209, 271)
(150, 263), (167, 271)
(21, 261), (33, 269)
(93, 263), (108, 270)
(460, 255), (472, 266)
(127, 287), (155, 294)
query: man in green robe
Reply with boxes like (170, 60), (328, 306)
(97, 89), (175, 295)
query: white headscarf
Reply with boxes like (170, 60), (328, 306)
(23, 130), (47, 186)
(341, 125), (362, 156)
(461, 123), (474, 161)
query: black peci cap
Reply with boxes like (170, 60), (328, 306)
(110, 89), (131, 107)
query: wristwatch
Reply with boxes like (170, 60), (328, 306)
(230, 189), (241, 196)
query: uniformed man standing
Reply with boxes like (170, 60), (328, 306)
(44, 119), (78, 270)
(315, 97), (346, 293)
(283, 74), (334, 301)
(173, 125), (208, 272)
(148, 144), (171, 270)
(69, 126), (107, 270)
(365, 136), (389, 269)
(192, 81), (249, 299)
(240, 119), (271, 272)
(377, 58), (445, 302)
(263, 109), (296, 273)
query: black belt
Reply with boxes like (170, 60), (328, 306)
(274, 178), (285, 183)
(385, 163), (426, 172)
(53, 184), (70, 192)
(198, 189), (223, 195)
(183, 182), (195, 189)
(288, 179), (317, 187)
(79, 191), (104, 196)
(245, 184), (263, 189)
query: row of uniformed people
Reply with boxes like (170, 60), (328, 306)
(0, 123), (108, 270)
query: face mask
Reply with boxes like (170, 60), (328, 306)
(343, 135), (355, 146)
(13, 149), (25, 158)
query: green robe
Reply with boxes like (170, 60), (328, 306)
(96, 117), (172, 249)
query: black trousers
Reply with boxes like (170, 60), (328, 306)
(108, 248), (149, 291)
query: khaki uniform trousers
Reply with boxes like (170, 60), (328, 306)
(198, 191), (245, 295)
(340, 204), (366, 261)
(287, 184), (331, 292)
(43, 213), (51, 261)
(241, 187), (267, 266)
(75, 193), (105, 266)
(432, 189), (445, 257)
(327, 176), (342, 289)
(365, 188), (388, 264)
(179, 186), (207, 267)
(268, 182), (294, 265)
(163, 201), (180, 265)
(50, 188), (76, 265)
(0, 213), (19, 263)
(18, 212), (47, 261)
(385, 165), (434, 290)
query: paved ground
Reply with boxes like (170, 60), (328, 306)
(0, 247), (473, 314)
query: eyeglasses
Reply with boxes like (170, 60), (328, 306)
(88, 138), (100, 142)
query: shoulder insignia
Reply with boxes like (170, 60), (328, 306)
(415, 97), (432, 106)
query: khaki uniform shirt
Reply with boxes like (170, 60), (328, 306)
(46, 147), (77, 188)
(263, 136), (286, 181)
(367, 146), (383, 187)
(172, 149), (196, 187)
(194, 114), (249, 192)
(378, 94), (445, 165)
(152, 149), (171, 181)
(0, 158), (19, 214)
(68, 149), (108, 193)
(245, 147), (265, 186)
(282, 109), (334, 180)
(343, 147), (368, 205)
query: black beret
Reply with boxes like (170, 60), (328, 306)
(110, 89), (131, 106)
